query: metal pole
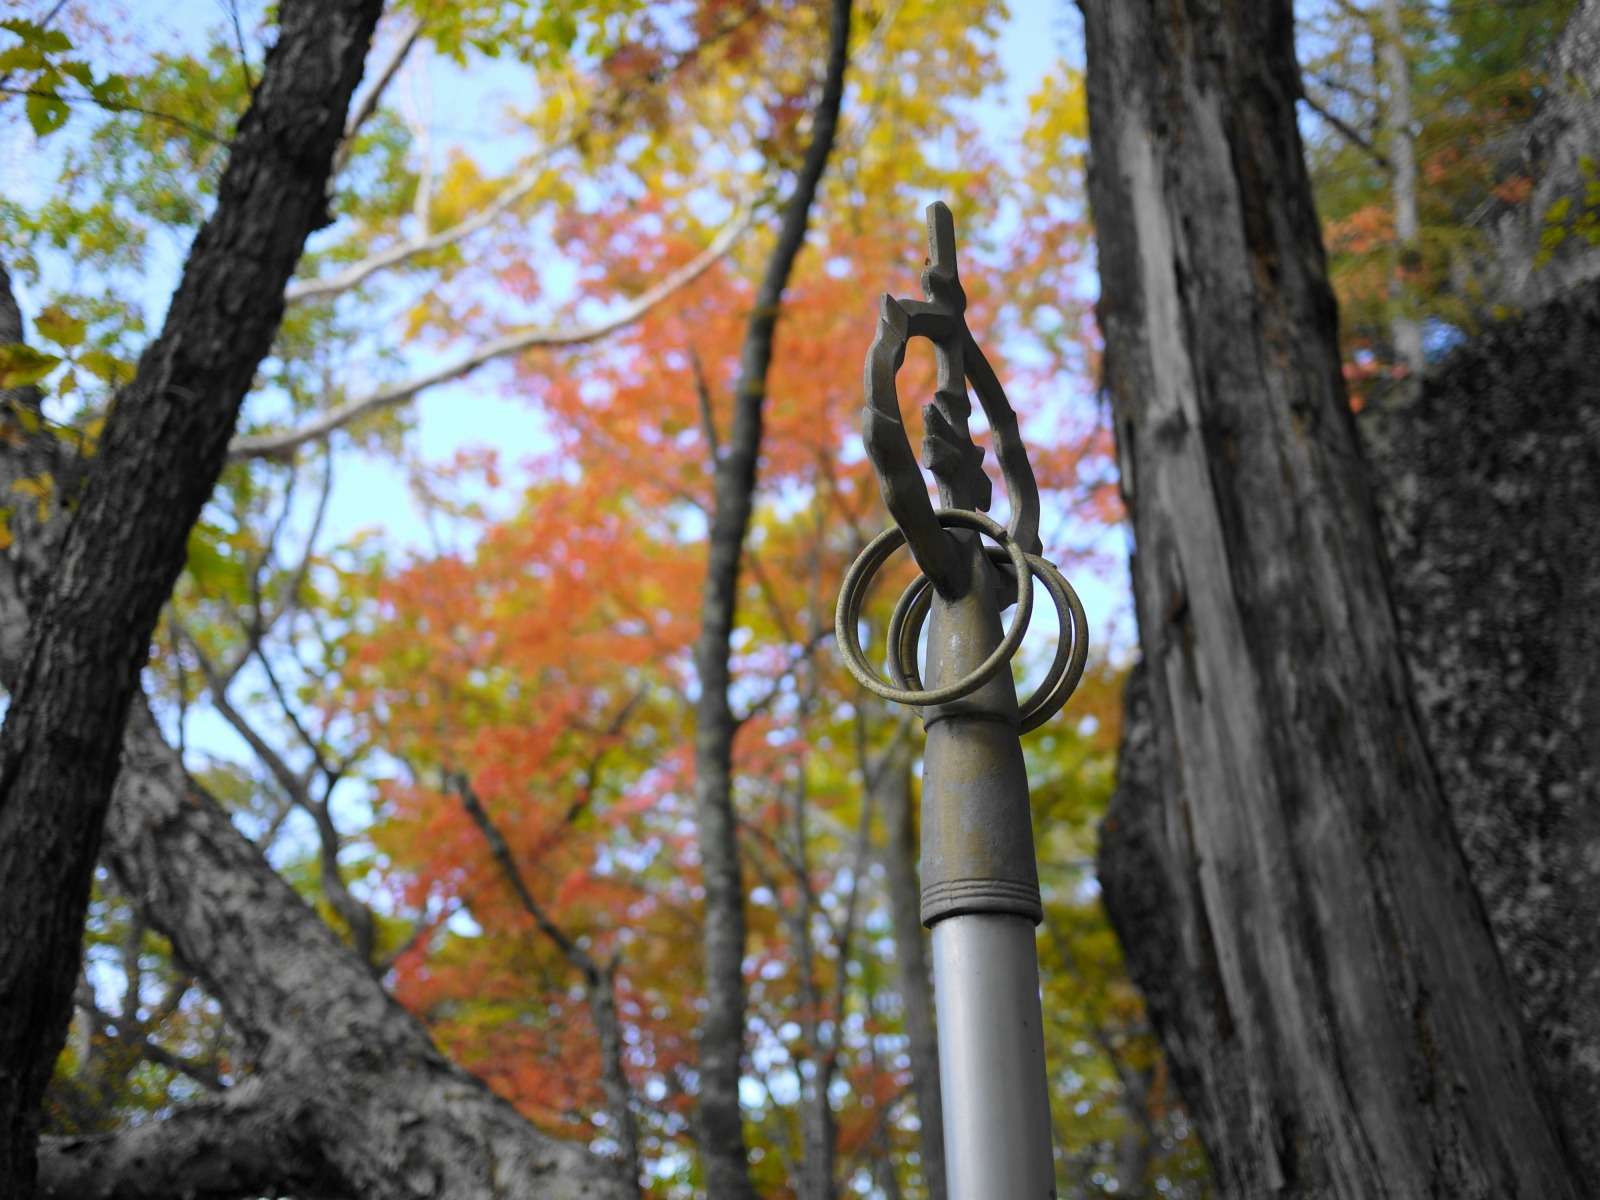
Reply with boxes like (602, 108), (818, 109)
(921, 531), (1055, 1200)
(934, 915), (1055, 1197)
(835, 202), (1087, 1200)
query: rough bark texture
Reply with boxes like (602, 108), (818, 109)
(1080, 0), (1579, 1194)
(0, 1), (382, 1191)
(101, 701), (628, 1200)
(876, 740), (946, 1200)
(36, 1080), (340, 1200)
(1480, 0), (1600, 309)
(1362, 284), (1600, 1175)
(688, 2), (851, 1194)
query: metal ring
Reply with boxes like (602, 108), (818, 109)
(887, 547), (1089, 733)
(835, 508), (1033, 707)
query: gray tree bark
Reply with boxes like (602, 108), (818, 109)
(1480, 0), (1600, 309)
(1361, 284), (1600, 1175)
(1080, 0), (1580, 1194)
(0, 1), (382, 1192)
(37, 1079), (339, 1200)
(9, 681), (633, 1200)
(688, 1), (851, 1194)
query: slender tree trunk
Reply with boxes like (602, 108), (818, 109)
(875, 739), (946, 1200)
(1079, 0), (1579, 1194)
(1377, 0), (1425, 380)
(0, 2), (382, 1192)
(688, 2), (851, 1194)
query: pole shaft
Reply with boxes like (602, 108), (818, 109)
(918, 542), (1057, 1198)
(933, 914), (1056, 1198)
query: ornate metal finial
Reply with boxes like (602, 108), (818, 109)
(837, 202), (1087, 729)
(833, 204), (1084, 1200)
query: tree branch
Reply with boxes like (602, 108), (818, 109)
(449, 771), (642, 1192)
(1298, 88), (1389, 169)
(76, 1002), (225, 1093)
(331, 14), (424, 177)
(36, 1080), (339, 1200)
(289, 136), (560, 305)
(688, 4), (853, 1190)
(233, 205), (752, 460)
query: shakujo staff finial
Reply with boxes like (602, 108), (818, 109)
(835, 202), (1089, 1200)
(838, 201), (1086, 723)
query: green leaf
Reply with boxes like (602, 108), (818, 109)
(58, 59), (93, 87)
(0, 343), (62, 387)
(88, 73), (130, 107)
(79, 348), (131, 383)
(24, 89), (69, 138)
(0, 18), (72, 54)
(33, 304), (86, 348)
(0, 44), (45, 72)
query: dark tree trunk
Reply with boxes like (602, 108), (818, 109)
(688, 2), (851, 1194)
(876, 739), (946, 1200)
(1079, 0), (1580, 1194)
(0, 1), (382, 1192)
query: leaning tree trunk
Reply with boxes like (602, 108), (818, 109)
(0, 1), (382, 1192)
(1079, 1), (1579, 1194)
(0, 587), (632, 1200)
(0, 296), (627, 1200)
(688, 1), (850, 1194)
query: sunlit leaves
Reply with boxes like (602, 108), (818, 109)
(2, 17), (130, 138)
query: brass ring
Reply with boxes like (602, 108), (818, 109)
(887, 547), (1088, 732)
(835, 509), (1033, 707)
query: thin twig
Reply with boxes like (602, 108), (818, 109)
(0, 86), (225, 143)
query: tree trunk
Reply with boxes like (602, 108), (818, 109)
(1079, 0), (1579, 1194)
(0, 439), (627, 1196)
(0, 1), (382, 1192)
(876, 739), (946, 1200)
(1361, 283), (1600, 1175)
(32, 694), (633, 1200)
(1377, 0), (1425, 380)
(37, 1079), (340, 1200)
(1480, 0), (1600, 309)
(689, 2), (851, 1194)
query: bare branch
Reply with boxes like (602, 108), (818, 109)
(331, 13), (424, 176)
(1298, 89), (1390, 169)
(234, 205), (753, 460)
(288, 145), (558, 305)
(77, 1001), (226, 1093)
(449, 771), (642, 1190)
(689, 343), (721, 460)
